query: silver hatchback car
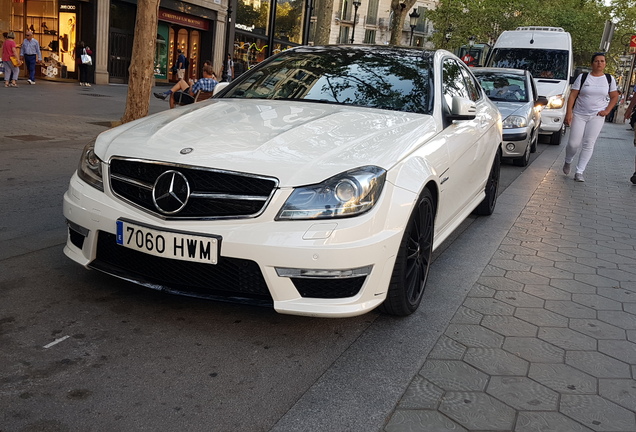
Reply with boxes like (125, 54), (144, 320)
(473, 68), (547, 166)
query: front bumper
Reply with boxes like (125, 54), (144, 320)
(539, 108), (565, 134)
(63, 172), (417, 317)
(501, 127), (531, 158)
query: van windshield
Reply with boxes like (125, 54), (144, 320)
(489, 48), (569, 80)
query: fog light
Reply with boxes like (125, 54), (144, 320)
(553, 118), (561, 123)
(276, 265), (373, 279)
(506, 143), (516, 151)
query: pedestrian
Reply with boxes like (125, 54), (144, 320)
(154, 64), (218, 109)
(176, 50), (187, 80)
(623, 87), (636, 184)
(76, 41), (92, 86)
(562, 53), (619, 182)
(2, 31), (20, 87)
(223, 54), (234, 82)
(20, 30), (42, 85)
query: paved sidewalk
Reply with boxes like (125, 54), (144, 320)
(383, 123), (636, 431)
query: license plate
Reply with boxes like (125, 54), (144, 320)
(116, 220), (219, 264)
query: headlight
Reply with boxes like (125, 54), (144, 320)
(502, 115), (527, 129)
(546, 94), (564, 109)
(77, 141), (104, 191)
(276, 166), (386, 220)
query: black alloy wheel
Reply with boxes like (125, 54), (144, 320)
(474, 149), (501, 216)
(381, 188), (435, 316)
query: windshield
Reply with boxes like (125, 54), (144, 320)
(222, 47), (434, 115)
(489, 48), (569, 80)
(475, 73), (528, 102)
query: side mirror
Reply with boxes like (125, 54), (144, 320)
(448, 96), (477, 121)
(213, 82), (230, 96)
(569, 76), (576, 85)
(535, 96), (549, 107)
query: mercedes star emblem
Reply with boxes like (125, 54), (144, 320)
(152, 170), (191, 214)
(180, 147), (194, 155)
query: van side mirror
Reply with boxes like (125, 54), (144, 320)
(569, 76), (576, 85)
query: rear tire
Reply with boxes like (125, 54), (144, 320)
(380, 189), (435, 316)
(474, 149), (501, 216)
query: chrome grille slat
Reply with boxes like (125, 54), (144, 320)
(109, 158), (278, 220)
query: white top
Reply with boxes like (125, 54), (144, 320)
(572, 73), (617, 116)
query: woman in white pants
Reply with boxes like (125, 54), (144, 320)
(563, 53), (619, 182)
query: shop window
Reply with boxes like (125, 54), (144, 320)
(363, 29), (375, 44)
(275, 0), (304, 45)
(189, 30), (199, 78)
(155, 34), (167, 76)
(236, 0), (270, 37)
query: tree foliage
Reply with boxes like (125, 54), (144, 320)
(421, 0), (619, 68)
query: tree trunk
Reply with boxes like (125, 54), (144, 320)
(121, 0), (160, 124)
(314, 0), (335, 45)
(389, 0), (416, 46)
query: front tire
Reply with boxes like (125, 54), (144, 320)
(380, 189), (435, 316)
(513, 143), (530, 167)
(474, 149), (501, 216)
(549, 127), (563, 145)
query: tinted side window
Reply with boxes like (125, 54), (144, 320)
(442, 59), (470, 108)
(459, 66), (480, 101)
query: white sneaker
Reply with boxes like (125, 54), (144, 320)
(27, 79), (35, 85)
(80, 82), (84, 86)
(85, 83), (91, 87)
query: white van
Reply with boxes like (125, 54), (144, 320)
(486, 27), (573, 145)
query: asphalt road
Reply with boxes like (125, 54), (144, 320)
(0, 81), (558, 431)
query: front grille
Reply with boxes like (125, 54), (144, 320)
(109, 158), (278, 219)
(91, 231), (273, 303)
(291, 277), (366, 299)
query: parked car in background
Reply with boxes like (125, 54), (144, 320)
(473, 67), (547, 167)
(63, 46), (502, 318)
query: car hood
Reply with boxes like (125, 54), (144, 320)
(534, 78), (568, 97)
(490, 101), (530, 118)
(96, 99), (438, 186)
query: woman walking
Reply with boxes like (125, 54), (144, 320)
(563, 52), (619, 182)
(2, 31), (20, 87)
(76, 41), (92, 86)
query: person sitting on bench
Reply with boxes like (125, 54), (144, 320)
(154, 64), (218, 108)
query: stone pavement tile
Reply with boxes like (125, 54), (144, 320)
(463, 347), (529, 376)
(495, 290), (545, 308)
(516, 255), (558, 266)
(560, 395), (636, 431)
(481, 264), (506, 277)
(384, 410), (467, 432)
(601, 253), (636, 265)
(550, 279), (596, 294)
(467, 283), (496, 298)
(444, 324), (504, 349)
(529, 363), (597, 394)
(569, 318), (626, 339)
(597, 310), (636, 328)
(530, 266), (577, 280)
(576, 273), (624, 288)
(439, 391), (516, 431)
(597, 286), (636, 302)
(462, 298), (515, 316)
(503, 337), (565, 363)
(555, 247), (597, 259)
(544, 300), (597, 318)
(489, 259), (531, 271)
(428, 335), (466, 360)
(487, 376), (558, 411)
(477, 276), (525, 291)
(506, 271), (551, 285)
(515, 411), (594, 432)
(449, 306), (483, 325)
(627, 330), (636, 343)
(524, 284), (571, 301)
(514, 307), (569, 327)
(418, 360), (488, 391)
(572, 294), (623, 311)
(598, 268), (636, 282)
(536, 250), (578, 263)
(625, 303), (636, 315)
(598, 340), (636, 364)
(554, 261), (599, 275)
(520, 241), (560, 253)
(482, 315), (538, 337)
(394, 375), (443, 410)
(566, 351), (632, 378)
(576, 256), (619, 269)
(538, 328), (597, 350)
(500, 244), (538, 255)
(598, 379), (636, 411)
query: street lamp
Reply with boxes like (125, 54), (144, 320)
(350, 0), (362, 44)
(409, 8), (420, 46)
(444, 27), (453, 46)
(468, 35), (475, 48)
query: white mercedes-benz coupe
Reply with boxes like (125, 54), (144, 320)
(63, 45), (502, 317)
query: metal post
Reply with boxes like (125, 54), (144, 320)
(350, 1), (361, 44)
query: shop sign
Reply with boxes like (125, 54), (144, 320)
(159, 9), (209, 31)
(60, 4), (77, 10)
(236, 24), (255, 32)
